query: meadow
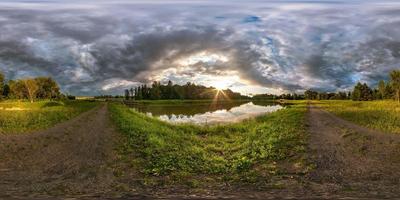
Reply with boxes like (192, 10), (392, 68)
(314, 100), (400, 134)
(109, 102), (308, 187)
(0, 100), (98, 134)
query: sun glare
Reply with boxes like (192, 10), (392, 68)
(209, 76), (239, 90)
(214, 81), (229, 90)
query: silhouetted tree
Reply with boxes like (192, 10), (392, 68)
(150, 81), (161, 100)
(129, 88), (134, 99)
(129, 80), (248, 100)
(124, 89), (130, 100)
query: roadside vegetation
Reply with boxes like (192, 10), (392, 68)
(302, 70), (400, 134)
(0, 101), (97, 134)
(109, 102), (308, 188)
(0, 100), (98, 134)
(314, 100), (400, 134)
(0, 71), (97, 134)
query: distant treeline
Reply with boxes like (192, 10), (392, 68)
(124, 81), (250, 100)
(254, 70), (400, 102)
(0, 71), (62, 102)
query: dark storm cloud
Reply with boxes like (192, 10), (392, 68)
(90, 27), (234, 81)
(0, 0), (399, 95)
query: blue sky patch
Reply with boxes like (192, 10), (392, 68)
(243, 15), (261, 23)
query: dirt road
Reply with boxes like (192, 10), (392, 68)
(306, 105), (400, 198)
(0, 104), (129, 199)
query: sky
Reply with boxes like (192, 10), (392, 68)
(0, 0), (399, 96)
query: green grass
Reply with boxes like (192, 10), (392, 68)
(0, 100), (98, 134)
(314, 100), (400, 134)
(109, 102), (308, 187)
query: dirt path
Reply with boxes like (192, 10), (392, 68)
(306, 105), (400, 198)
(0, 103), (132, 199)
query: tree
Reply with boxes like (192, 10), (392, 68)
(150, 81), (161, 100)
(304, 90), (318, 100)
(136, 86), (143, 100)
(9, 80), (25, 99)
(35, 77), (60, 99)
(0, 71), (4, 99)
(352, 82), (373, 101)
(378, 80), (386, 99)
(167, 80), (174, 99)
(22, 79), (39, 103)
(128, 81), (248, 101)
(129, 88), (134, 99)
(390, 70), (400, 103)
(2, 84), (10, 98)
(334, 92), (347, 100)
(124, 89), (130, 100)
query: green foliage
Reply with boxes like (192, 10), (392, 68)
(390, 70), (400, 103)
(0, 100), (97, 133)
(304, 90), (318, 100)
(316, 100), (400, 134)
(1, 74), (61, 101)
(378, 80), (388, 99)
(125, 81), (249, 101)
(109, 103), (307, 186)
(2, 84), (10, 98)
(352, 82), (373, 101)
(0, 71), (4, 99)
(35, 77), (61, 99)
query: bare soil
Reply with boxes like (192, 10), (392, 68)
(305, 105), (400, 199)
(1, 103), (400, 199)
(0, 104), (144, 199)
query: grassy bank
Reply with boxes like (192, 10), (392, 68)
(109, 102), (308, 188)
(0, 100), (98, 134)
(315, 100), (400, 134)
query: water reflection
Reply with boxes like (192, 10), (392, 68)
(129, 101), (283, 125)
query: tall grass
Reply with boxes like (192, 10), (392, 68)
(315, 100), (400, 134)
(0, 100), (98, 134)
(109, 103), (308, 186)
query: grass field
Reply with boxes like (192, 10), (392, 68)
(0, 100), (98, 134)
(109, 102), (308, 187)
(314, 100), (400, 134)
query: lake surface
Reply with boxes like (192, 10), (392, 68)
(128, 101), (283, 125)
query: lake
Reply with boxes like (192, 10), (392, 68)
(127, 101), (284, 125)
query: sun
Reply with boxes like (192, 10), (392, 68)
(213, 80), (230, 90)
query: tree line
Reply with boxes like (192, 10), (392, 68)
(0, 71), (61, 102)
(253, 70), (400, 102)
(124, 81), (249, 100)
